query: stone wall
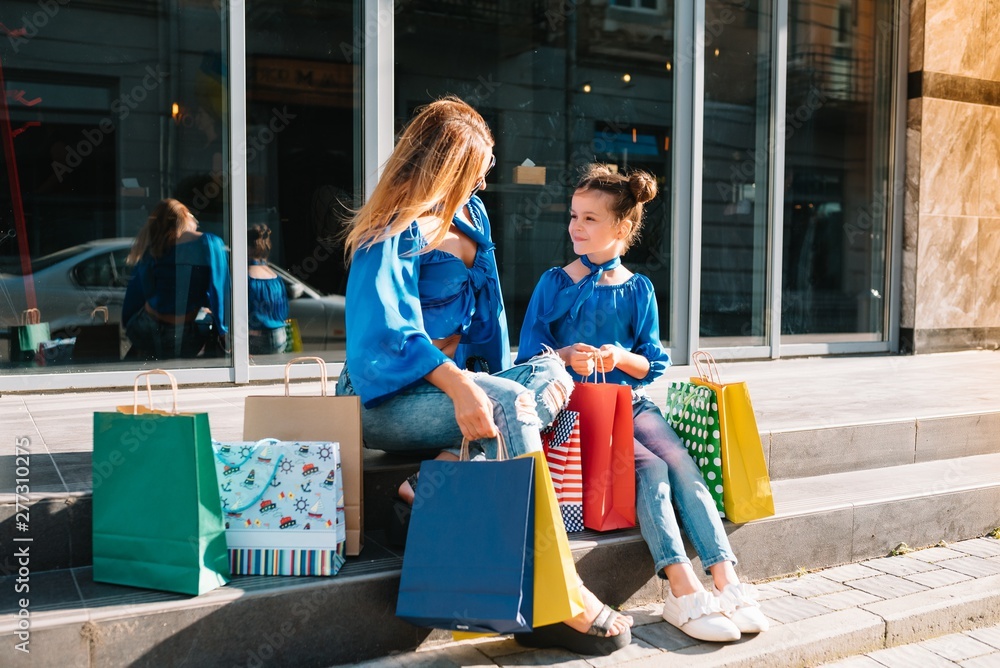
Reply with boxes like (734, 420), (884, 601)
(903, 0), (1000, 352)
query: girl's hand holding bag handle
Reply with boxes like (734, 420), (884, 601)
(92, 370), (230, 595)
(243, 356), (364, 555)
(690, 351), (775, 523)
(566, 353), (636, 531)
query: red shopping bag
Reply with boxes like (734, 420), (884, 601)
(567, 374), (635, 532)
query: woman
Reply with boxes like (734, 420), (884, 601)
(247, 223), (289, 355)
(122, 198), (229, 360)
(336, 96), (632, 656)
(517, 165), (768, 642)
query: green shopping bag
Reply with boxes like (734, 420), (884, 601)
(92, 370), (230, 595)
(13, 308), (50, 363)
(664, 381), (725, 516)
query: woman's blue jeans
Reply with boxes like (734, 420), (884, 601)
(336, 352), (573, 460)
(633, 397), (737, 577)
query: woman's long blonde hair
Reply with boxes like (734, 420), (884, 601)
(345, 96), (494, 257)
(128, 198), (190, 265)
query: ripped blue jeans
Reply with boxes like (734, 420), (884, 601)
(335, 352), (573, 460)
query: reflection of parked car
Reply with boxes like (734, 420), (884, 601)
(0, 239), (345, 350)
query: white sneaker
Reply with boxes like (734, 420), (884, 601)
(661, 589), (741, 642)
(714, 583), (770, 634)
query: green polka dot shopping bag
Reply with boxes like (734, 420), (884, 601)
(664, 381), (725, 516)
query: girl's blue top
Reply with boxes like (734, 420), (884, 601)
(515, 267), (671, 388)
(122, 232), (230, 333)
(345, 195), (510, 408)
(247, 268), (289, 330)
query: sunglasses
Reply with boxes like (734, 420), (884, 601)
(470, 154), (496, 197)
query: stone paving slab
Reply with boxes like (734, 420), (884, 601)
(938, 557), (1000, 579)
(966, 627), (1000, 650)
(811, 589), (884, 612)
(865, 643), (958, 667)
(768, 574), (850, 598)
(920, 633), (998, 661)
(820, 563), (886, 582)
(860, 555), (938, 577)
(846, 574), (930, 599)
(906, 547), (968, 562)
(905, 569), (975, 588)
(949, 539), (1000, 559)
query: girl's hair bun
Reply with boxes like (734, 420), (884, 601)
(629, 171), (657, 205)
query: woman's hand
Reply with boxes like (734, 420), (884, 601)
(560, 343), (601, 377)
(449, 379), (499, 441)
(425, 362), (499, 442)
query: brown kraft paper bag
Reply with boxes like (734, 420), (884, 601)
(244, 357), (364, 556)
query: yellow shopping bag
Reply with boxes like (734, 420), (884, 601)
(691, 351), (775, 524)
(283, 318), (303, 352)
(454, 450), (585, 639)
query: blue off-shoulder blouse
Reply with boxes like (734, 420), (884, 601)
(248, 274), (289, 330)
(344, 195), (510, 408)
(515, 267), (671, 388)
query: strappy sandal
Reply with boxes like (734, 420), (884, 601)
(514, 604), (631, 656)
(385, 472), (419, 548)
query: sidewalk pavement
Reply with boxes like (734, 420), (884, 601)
(341, 535), (1000, 668)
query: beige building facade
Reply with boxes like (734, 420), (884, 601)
(904, 0), (1000, 352)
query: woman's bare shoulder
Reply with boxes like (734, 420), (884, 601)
(248, 264), (278, 279)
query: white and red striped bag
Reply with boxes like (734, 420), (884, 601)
(541, 410), (584, 533)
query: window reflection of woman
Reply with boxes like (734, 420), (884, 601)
(247, 223), (289, 355)
(122, 198), (229, 360)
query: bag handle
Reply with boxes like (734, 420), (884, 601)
(132, 369), (179, 415)
(459, 432), (509, 461)
(91, 306), (109, 323)
(692, 350), (722, 385)
(583, 351), (608, 384)
(214, 437), (282, 468)
(283, 356), (328, 396)
(665, 382), (710, 429)
(21, 308), (41, 325)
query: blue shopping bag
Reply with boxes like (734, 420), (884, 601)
(396, 456), (535, 634)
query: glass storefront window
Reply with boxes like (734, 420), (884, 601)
(781, 0), (893, 341)
(242, 0), (358, 362)
(1, 0), (231, 373)
(394, 0), (676, 352)
(699, 0), (774, 346)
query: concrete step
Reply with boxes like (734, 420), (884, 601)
(4, 454), (1000, 666)
(6, 405), (999, 574)
(762, 410), (1000, 481)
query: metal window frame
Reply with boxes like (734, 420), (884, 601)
(776, 0), (903, 359)
(670, 0), (696, 365)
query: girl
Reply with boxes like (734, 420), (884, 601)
(516, 165), (768, 642)
(246, 223), (289, 355)
(337, 98), (632, 655)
